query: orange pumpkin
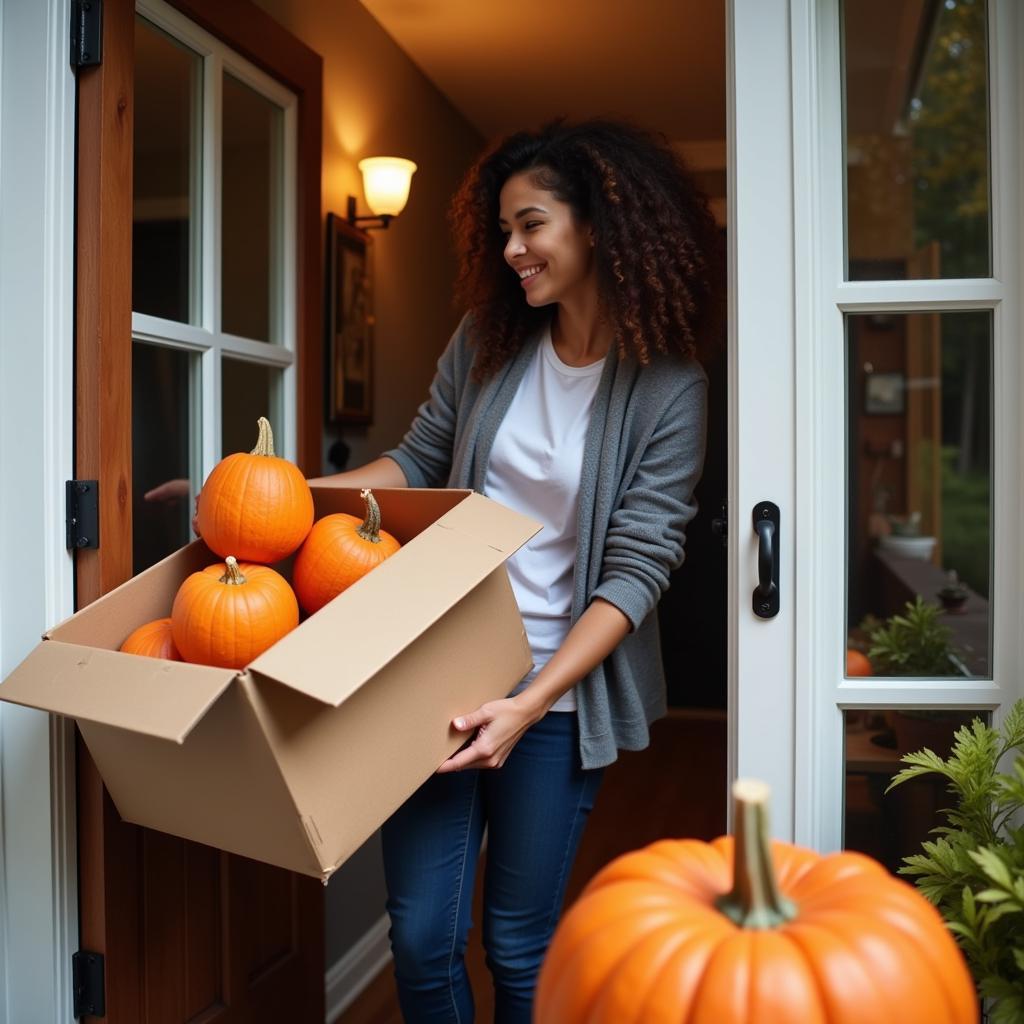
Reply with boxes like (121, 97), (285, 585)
(171, 556), (299, 669)
(120, 617), (181, 661)
(196, 416), (314, 563)
(292, 488), (401, 614)
(536, 779), (977, 1024)
(846, 647), (873, 677)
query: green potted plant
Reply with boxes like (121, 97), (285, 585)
(888, 700), (1024, 1023)
(867, 595), (961, 677)
(866, 596), (967, 754)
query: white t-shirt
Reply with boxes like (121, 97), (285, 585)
(483, 326), (605, 711)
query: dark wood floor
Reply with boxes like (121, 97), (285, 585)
(331, 709), (727, 1024)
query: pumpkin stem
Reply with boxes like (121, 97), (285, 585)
(714, 779), (798, 930)
(250, 416), (275, 457)
(219, 556), (247, 586)
(356, 488), (384, 543)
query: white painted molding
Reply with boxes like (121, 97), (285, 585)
(324, 914), (393, 1024)
(0, 1), (77, 1021)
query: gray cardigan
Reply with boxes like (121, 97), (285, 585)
(384, 317), (708, 769)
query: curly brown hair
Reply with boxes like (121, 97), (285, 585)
(450, 119), (723, 378)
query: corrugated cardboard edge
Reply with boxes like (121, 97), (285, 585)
(77, 681), (328, 880)
(245, 567), (533, 886)
(0, 639), (238, 743)
(246, 492), (542, 708)
(234, 671), (333, 882)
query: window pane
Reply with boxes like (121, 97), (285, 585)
(847, 312), (991, 677)
(133, 17), (201, 323)
(222, 358), (279, 458)
(222, 73), (282, 342)
(844, 0), (990, 280)
(844, 707), (985, 874)
(132, 343), (194, 574)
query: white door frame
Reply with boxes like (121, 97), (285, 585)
(726, 0), (799, 836)
(0, 0), (78, 1021)
(728, 0), (1023, 849)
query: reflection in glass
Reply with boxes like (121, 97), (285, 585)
(133, 343), (193, 574)
(222, 358), (277, 459)
(847, 312), (991, 677)
(844, 708), (985, 874)
(133, 16), (201, 323)
(222, 73), (282, 342)
(843, 0), (990, 279)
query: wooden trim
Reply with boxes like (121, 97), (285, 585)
(75, 4), (139, 1015)
(75, 0), (135, 606)
(75, 3), (324, 1019)
(168, 0), (323, 475)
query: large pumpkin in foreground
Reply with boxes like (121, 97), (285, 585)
(536, 779), (977, 1024)
(196, 416), (313, 563)
(171, 556), (299, 669)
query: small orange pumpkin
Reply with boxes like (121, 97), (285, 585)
(846, 647), (873, 677)
(536, 779), (977, 1024)
(196, 417), (314, 563)
(292, 488), (401, 614)
(120, 617), (182, 661)
(171, 556), (299, 669)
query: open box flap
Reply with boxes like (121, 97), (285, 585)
(0, 640), (237, 743)
(248, 492), (541, 706)
(44, 540), (214, 648)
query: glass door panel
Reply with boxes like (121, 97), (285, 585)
(847, 311), (992, 678)
(221, 73), (283, 343)
(133, 16), (202, 323)
(843, 0), (991, 279)
(132, 343), (195, 574)
(221, 357), (278, 457)
(843, 706), (984, 873)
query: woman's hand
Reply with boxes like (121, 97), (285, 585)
(143, 478), (190, 503)
(437, 696), (541, 773)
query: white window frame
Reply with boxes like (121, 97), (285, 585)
(134, 0), (299, 484)
(793, 0), (1022, 852)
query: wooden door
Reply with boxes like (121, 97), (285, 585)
(75, 1), (325, 1019)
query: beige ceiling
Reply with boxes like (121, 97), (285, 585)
(357, 0), (727, 148)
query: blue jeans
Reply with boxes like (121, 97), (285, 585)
(381, 712), (604, 1024)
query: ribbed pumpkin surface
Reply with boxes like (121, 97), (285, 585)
(292, 492), (400, 614)
(120, 617), (181, 661)
(171, 558), (299, 669)
(536, 791), (978, 1024)
(196, 418), (313, 563)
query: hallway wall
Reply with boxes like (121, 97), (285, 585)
(254, 0), (484, 475)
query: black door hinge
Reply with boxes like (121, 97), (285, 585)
(66, 480), (100, 551)
(72, 950), (106, 1018)
(70, 0), (103, 69)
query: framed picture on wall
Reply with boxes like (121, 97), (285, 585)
(325, 213), (374, 424)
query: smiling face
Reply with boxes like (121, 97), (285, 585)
(498, 170), (597, 310)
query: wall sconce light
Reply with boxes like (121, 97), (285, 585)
(347, 157), (417, 230)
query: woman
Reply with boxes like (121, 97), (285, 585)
(328, 119), (720, 1022)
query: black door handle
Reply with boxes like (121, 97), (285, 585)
(752, 502), (780, 618)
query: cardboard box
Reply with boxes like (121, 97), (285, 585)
(0, 487), (539, 882)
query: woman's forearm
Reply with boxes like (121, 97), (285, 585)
(314, 456), (409, 489)
(514, 598), (631, 720)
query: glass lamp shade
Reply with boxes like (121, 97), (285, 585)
(358, 157), (417, 218)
